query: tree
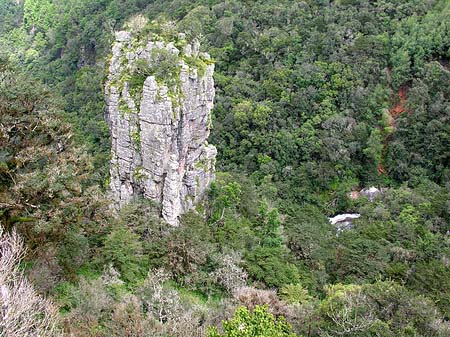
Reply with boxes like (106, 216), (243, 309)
(316, 281), (450, 336)
(0, 228), (59, 337)
(102, 226), (145, 283)
(256, 202), (283, 247)
(209, 252), (248, 293)
(363, 129), (383, 168)
(23, 0), (55, 32)
(391, 48), (411, 88)
(166, 212), (215, 286)
(245, 246), (300, 288)
(207, 305), (297, 337)
(279, 284), (312, 305)
(210, 178), (242, 221)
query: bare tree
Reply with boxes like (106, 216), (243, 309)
(138, 268), (207, 337)
(0, 228), (59, 337)
(209, 252), (247, 293)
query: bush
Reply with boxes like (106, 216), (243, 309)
(279, 284), (312, 305)
(209, 252), (248, 293)
(118, 199), (169, 269)
(207, 305), (297, 337)
(102, 226), (145, 283)
(0, 228), (59, 337)
(232, 286), (293, 319)
(316, 281), (450, 336)
(245, 246), (300, 288)
(166, 211), (216, 287)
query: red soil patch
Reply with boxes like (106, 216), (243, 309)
(389, 86), (407, 119)
(378, 85), (409, 175)
(377, 163), (386, 174)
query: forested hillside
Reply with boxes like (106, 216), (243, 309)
(0, 1), (449, 336)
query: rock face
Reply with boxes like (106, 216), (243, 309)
(329, 213), (361, 233)
(105, 30), (216, 225)
(360, 186), (382, 202)
(348, 186), (383, 202)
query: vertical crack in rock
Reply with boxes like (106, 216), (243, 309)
(105, 30), (217, 226)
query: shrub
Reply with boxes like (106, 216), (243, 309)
(0, 228), (59, 337)
(316, 281), (450, 336)
(207, 305), (297, 337)
(232, 286), (293, 319)
(209, 252), (247, 293)
(102, 226), (145, 283)
(279, 284), (312, 305)
(245, 246), (300, 288)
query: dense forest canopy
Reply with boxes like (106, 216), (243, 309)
(0, 0), (449, 336)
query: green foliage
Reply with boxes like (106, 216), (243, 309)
(317, 281), (450, 336)
(256, 203), (283, 247)
(169, 217), (215, 285)
(1, 1), (450, 335)
(58, 227), (90, 274)
(0, 57), (109, 284)
(279, 284), (312, 305)
(177, 5), (213, 40)
(363, 129), (383, 167)
(115, 199), (168, 269)
(209, 175), (242, 220)
(245, 246), (300, 288)
(207, 305), (297, 337)
(183, 53), (209, 78)
(391, 49), (411, 88)
(130, 48), (180, 94)
(326, 185), (450, 315)
(102, 226), (145, 283)
(23, 0), (55, 32)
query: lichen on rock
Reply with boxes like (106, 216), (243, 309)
(105, 28), (216, 226)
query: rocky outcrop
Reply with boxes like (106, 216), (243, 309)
(105, 30), (216, 225)
(348, 186), (383, 202)
(329, 213), (361, 233)
(360, 187), (382, 202)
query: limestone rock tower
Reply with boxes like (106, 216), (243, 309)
(105, 30), (216, 225)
